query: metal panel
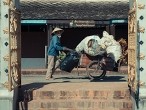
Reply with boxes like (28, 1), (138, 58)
(21, 20), (47, 24)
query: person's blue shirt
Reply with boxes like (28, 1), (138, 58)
(48, 35), (64, 56)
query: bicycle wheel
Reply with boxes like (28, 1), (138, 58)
(86, 60), (106, 79)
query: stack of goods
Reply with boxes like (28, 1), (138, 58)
(99, 31), (122, 63)
(117, 38), (128, 65)
(75, 35), (105, 56)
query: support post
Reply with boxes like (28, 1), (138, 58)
(45, 24), (52, 68)
(110, 24), (116, 38)
(105, 25), (110, 34)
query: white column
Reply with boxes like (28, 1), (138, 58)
(0, 1), (20, 110)
(0, 0), (10, 87)
(136, 0), (146, 110)
(0, 0), (14, 110)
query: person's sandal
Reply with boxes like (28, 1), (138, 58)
(46, 76), (53, 80)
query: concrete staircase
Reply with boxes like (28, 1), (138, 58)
(19, 82), (133, 110)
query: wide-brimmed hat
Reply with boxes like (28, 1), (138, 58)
(52, 27), (64, 34)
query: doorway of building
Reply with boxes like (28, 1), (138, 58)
(61, 27), (105, 49)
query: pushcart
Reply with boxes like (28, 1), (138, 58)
(60, 51), (117, 80)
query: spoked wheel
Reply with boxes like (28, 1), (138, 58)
(86, 60), (106, 80)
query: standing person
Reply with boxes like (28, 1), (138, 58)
(46, 27), (72, 80)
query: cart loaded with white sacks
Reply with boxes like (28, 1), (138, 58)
(60, 31), (124, 80)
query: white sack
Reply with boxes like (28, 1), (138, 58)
(106, 42), (122, 62)
(75, 35), (104, 56)
(99, 31), (122, 62)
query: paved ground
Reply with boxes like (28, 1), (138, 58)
(21, 72), (128, 85)
(20, 66), (128, 94)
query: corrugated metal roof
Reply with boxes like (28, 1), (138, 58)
(20, 0), (129, 20)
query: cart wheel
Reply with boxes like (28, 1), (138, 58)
(86, 60), (106, 80)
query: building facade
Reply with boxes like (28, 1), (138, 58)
(20, 0), (129, 69)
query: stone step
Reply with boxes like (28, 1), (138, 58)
(27, 99), (132, 110)
(22, 82), (130, 100)
(32, 89), (131, 100)
(19, 81), (132, 110)
(32, 82), (130, 99)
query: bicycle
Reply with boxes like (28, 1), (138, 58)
(60, 51), (117, 80)
(83, 53), (116, 80)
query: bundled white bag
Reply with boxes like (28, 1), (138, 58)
(75, 31), (122, 62)
(106, 41), (122, 62)
(75, 35), (104, 56)
(99, 31), (122, 62)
